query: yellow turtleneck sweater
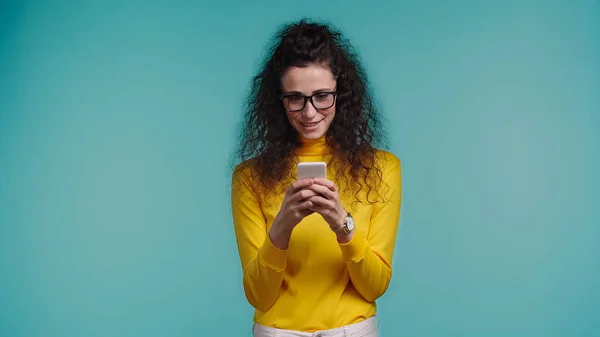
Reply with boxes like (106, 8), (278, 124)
(231, 137), (402, 332)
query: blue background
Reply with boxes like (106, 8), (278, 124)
(1, 1), (599, 336)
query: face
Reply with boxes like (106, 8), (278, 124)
(280, 64), (337, 140)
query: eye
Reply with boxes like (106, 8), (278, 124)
(286, 95), (303, 103)
(314, 93), (330, 101)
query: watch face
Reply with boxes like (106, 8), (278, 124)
(346, 215), (355, 230)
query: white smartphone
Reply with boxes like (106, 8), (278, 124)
(297, 162), (327, 180)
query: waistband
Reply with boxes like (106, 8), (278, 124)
(252, 316), (378, 337)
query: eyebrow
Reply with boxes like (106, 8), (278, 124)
(282, 88), (336, 96)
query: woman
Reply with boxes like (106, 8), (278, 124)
(231, 19), (402, 337)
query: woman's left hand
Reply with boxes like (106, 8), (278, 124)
(306, 178), (347, 230)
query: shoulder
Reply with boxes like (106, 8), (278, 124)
(233, 156), (259, 176)
(233, 158), (253, 176)
(232, 158), (259, 188)
(374, 149), (401, 174)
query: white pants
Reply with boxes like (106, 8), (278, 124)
(252, 317), (378, 337)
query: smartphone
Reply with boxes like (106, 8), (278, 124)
(297, 162), (327, 180)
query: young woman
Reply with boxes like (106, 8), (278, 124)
(231, 19), (402, 337)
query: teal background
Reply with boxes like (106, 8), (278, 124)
(1, 1), (599, 336)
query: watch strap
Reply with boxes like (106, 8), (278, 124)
(332, 212), (352, 234)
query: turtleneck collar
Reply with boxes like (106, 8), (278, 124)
(296, 136), (329, 156)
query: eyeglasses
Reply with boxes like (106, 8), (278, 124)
(280, 91), (337, 112)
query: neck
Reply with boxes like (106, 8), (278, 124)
(296, 136), (328, 156)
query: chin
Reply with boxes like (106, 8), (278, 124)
(301, 133), (324, 140)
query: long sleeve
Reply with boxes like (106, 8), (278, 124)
(338, 154), (402, 302)
(231, 166), (287, 312)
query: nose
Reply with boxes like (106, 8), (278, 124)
(302, 101), (318, 119)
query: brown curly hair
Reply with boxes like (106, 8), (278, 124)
(234, 18), (388, 203)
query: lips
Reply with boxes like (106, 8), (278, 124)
(301, 120), (322, 127)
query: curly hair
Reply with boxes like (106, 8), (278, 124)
(234, 18), (388, 203)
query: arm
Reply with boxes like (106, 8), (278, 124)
(231, 166), (287, 312)
(338, 155), (402, 302)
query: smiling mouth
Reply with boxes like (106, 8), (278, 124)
(301, 120), (322, 127)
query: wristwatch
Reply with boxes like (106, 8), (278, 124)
(332, 212), (355, 235)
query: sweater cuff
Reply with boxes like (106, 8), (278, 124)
(338, 232), (368, 263)
(258, 236), (287, 272)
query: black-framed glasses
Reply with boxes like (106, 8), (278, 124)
(280, 91), (337, 112)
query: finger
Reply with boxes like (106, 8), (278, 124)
(289, 189), (320, 203)
(306, 184), (336, 200)
(313, 178), (337, 192)
(308, 195), (333, 208)
(309, 206), (327, 215)
(288, 179), (315, 194)
(309, 202), (331, 216)
(300, 209), (315, 218)
(294, 199), (315, 211)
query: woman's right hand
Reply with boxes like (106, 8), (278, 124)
(269, 178), (318, 250)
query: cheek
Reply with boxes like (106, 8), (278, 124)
(286, 113), (301, 127)
(322, 108), (336, 121)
